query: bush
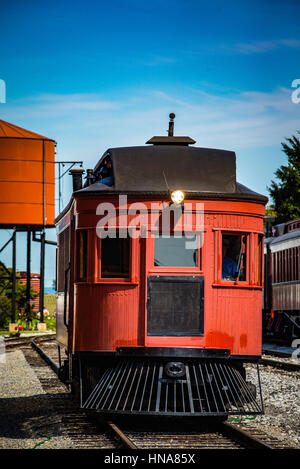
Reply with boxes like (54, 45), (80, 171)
(0, 296), (11, 329)
(0, 262), (38, 330)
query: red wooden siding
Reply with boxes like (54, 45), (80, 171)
(69, 196), (264, 357)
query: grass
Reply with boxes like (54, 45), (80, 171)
(44, 294), (56, 315)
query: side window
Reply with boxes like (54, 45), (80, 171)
(57, 227), (70, 291)
(101, 235), (130, 278)
(257, 235), (263, 285)
(222, 234), (247, 281)
(57, 232), (64, 292)
(77, 231), (87, 281)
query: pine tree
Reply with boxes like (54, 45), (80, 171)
(268, 132), (300, 224)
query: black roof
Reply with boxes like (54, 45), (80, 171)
(82, 145), (267, 201)
(55, 144), (268, 224)
(93, 145), (237, 193)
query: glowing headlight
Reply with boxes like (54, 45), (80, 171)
(171, 190), (185, 205)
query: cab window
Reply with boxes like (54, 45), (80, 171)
(101, 235), (130, 278)
(222, 234), (247, 281)
(154, 234), (198, 268)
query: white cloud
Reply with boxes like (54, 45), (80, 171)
(2, 84), (299, 282)
(228, 39), (300, 55)
(184, 39), (300, 57)
(1, 85), (299, 196)
(2, 86), (298, 148)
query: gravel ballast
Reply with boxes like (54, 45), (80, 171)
(239, 364), (300, 448)
(0, 349), (75, 449)
(0, 349), (299, 449)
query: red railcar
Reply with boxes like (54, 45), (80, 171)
(55, 117), (267, 417)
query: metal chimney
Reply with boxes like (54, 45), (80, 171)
(69, 168), (85, 192)
(168, 112), (175, 136)
(146, 112), (196, 146)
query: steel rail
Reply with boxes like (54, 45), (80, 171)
(221, 422), (275, 449)
(5, 333), (56, 348)
(106, 421), (138, 449)
(31, 337), (60, 376)
(260, 357), (300, 372)
(103, 419), (277, 450)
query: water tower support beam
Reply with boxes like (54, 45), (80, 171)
(39, 231), (45, 323)
(25, 231), (31, 330)
(11, 230), (16, 324)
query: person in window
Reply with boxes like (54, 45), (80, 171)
(97, 157), (113, 186)
(222, 238), (239, 280)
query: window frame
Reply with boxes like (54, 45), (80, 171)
(100, 235), (131, 280)
(96, 231), (136, 284)
(213, 229), (263, 289)
(221, 232), (249, 283)
(256, 234), (264, 286)
(149, 231), (203, 274)
(76, 230), (88, 282)
(57, 225), (70, 292)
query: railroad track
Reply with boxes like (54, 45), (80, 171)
(261, 343), (300, 371)
(19, 340), (116, 449)
(13, 338), (293, 450)
(4, 333), (56, 349)
(104, 416), (281, 450)
(260, 356), (300, 372)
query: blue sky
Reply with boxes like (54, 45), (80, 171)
(1, 0), (300, 287)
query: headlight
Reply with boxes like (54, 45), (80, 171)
(171, 190), (185, 205)
(165, 362), (186, 378)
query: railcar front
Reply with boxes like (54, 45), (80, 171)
(55, 128), (267, 418)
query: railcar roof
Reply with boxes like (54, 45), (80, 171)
(79, 145), (267, 201)
(267, 228), (300, 246)
(55, 144), (268, 224)
(91, 145), (236, 194)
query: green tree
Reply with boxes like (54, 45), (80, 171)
(0, 296), (11, 329)
(0, 262), (37, 328)
(268, 132), (300, 224)
(265, 205), (277, 218)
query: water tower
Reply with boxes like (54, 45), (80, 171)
(0, 120), (56, 329)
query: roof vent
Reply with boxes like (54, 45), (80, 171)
(146, 113), (196, 146)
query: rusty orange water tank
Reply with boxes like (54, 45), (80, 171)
(0, 120), (55, 227)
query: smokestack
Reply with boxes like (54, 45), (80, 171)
(69, 168), (85, 192)
(168, 113), (175, 137)
(145, 112), (196, 146)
